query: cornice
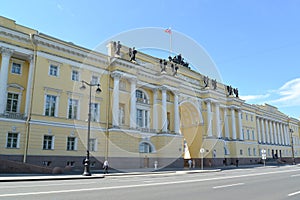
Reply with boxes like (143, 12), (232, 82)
(0, 26), (31, 44)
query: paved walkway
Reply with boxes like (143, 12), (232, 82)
(0, 163), (293, 182)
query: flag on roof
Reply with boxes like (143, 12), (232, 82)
(164, 28), (172, 34)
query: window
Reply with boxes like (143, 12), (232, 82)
(6, 93), (19, 113)
(11, 62), (21, 74)
(42, 161), (51, 166)
(136, 109), (143, 127)
(49, 64), (59, 76)
(240, 149), (243, 155)
(253, 148), (256, 156)
(66, 161), (75, 167)
(43, 135), (54, 150)
(246, 114), (248, 121)
(247, 130), (250, 140)
(136, 90), (149, 104)
(252, 130), (255, 140)
(45, 95), (57, 117)
(91, 103), (99, 122)
(67, 137), (77, 151)
(139, 142), (152, 153)
(91, 76), (99, 85)
(248, 148), (251, 156)
(71, 70), (79, 81)
(68, 99), (79, 119)
(89, 138), (97, 152)
(6, 132), (19, 148)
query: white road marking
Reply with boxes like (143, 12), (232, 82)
(213, 183), (244, 189)
(288, 190), (300, 197)
(291, 174), (300, 177)
(0, 168), (300, 197)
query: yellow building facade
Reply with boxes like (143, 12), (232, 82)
(0, 16), (299, 171)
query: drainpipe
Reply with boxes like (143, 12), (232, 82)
(23, 33), (37, 163)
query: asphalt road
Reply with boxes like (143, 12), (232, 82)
(1, 165), (300, 200)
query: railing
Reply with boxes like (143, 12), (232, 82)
(0, 112), (26, 120)
(136, 98), (150, 104)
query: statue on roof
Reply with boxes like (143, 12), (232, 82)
(203, 76), (209, 87)
(212, 79), (217, 90)
(129, 47), (137, 62)
(233, 88), (239, 98)
(113, 41), (121, 57)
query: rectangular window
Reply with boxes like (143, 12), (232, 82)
(11, 62), (21, 74)
(43, 135), (54, 150)
(136, 109), (143, 127)
(89, 139), (97, 152)
(240, 149), (243, 155)
(6, 93), (19, 113)
(68, 99), (79, 119)
(247, 130), (250, 140)
(252, 130), (255, 140)
(91, 103), (99, 122)
(71, 70), (79, 81)
(45, 95), (57, 116)
(49, 64), (59, 76)
(91, 76), (99, 85)
(67, 137), (77, 151)
(6, 132), (19, 148)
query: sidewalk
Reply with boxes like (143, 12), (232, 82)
(1, 163), (295, 182)
(0, 168), (221, 182)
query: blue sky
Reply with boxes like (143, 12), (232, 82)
(1, 0), (300, 119)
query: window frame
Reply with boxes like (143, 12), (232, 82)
(49, 64), (60, 77)
(11, 62), (22, 75)
(43, 135), (54, 150)
(44, 94), (58, 117)
(6, 132), (20, 148)
(67, 136), (77, 151)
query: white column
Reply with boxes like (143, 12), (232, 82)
(206, 101), (212, 137)
(277, 123), (281, 145)
(224, 108), (230, 139)
(284, 125), (289, 145)
(238, 110), (243, 140)
(161, 87), (167, 133)
(265, 119), (270, 144)
(231, 107), (236, 140)
(129, 78), (136, 129)
(257, 117), (261, 143)
(280, 123), (285, 145)
(0, 47), (14, 114)
(152, 88), (158, 131)
(269, 120), (274, 144)
(273, 122), (278, 144)
(174, 92), (180, 134)
(286, 125), (291, 145)
(215, 103), (221, 138)
(261, 119), (265, 143)
(25, 55), (34, 117)
(111, 72), (121, 127)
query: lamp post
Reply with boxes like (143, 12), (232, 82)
(80, 80), (101, 176)
(290, 128), (295, 165)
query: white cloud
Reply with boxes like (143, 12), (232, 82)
(268, 78), (300, 107)
(241, 78), (300, 111)
(240, 93), (270, 102)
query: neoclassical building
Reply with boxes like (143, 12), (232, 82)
(0, 16), (299, 171)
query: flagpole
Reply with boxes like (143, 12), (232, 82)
(169, 30), (172, 56)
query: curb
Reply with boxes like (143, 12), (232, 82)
(0, 174), (105, 182)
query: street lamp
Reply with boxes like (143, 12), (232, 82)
(80, 80), (101, 176)
(290, 128), (295, 165)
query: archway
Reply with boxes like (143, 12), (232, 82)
(179, 100), (204, 160)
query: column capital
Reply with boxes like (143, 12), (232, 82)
(128, 77), (137, 83)
(1, 47), (14, 57)
(160, 85), (168, 91)
(27, 54), (34, 62)
(111, 71), (122, 79)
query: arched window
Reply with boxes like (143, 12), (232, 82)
(139, 142), (153, 153)
(135, 90), (150, 128)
